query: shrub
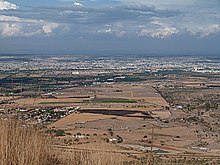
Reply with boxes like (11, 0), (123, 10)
(55, 129), (66, 136)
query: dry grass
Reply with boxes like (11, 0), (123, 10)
(0, 119), (219, 165)
(56, 149), (220, 165)
(0, 119), (58, 165)
(54, 141), (131, 165)
(58, 150), (120, 165)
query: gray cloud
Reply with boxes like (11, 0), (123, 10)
(0, 0), (220, 39)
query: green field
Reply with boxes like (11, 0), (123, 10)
(84, 98), (137, 103)
(40, 98), (137, 105)
(39, 102), (76, 105)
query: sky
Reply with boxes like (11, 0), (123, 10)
(0, 0), (220, 55)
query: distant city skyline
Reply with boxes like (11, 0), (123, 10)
(0, 0), (220, 55)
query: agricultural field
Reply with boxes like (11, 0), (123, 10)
(1, 55), (220, 164)
(11, 83), (168, 110)
(46, 77), (220, 159)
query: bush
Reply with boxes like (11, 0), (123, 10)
(116, 135), (123, 143)
(55, 129), (66, 136)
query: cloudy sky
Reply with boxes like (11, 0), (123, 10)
(0, 0), (220, 55)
